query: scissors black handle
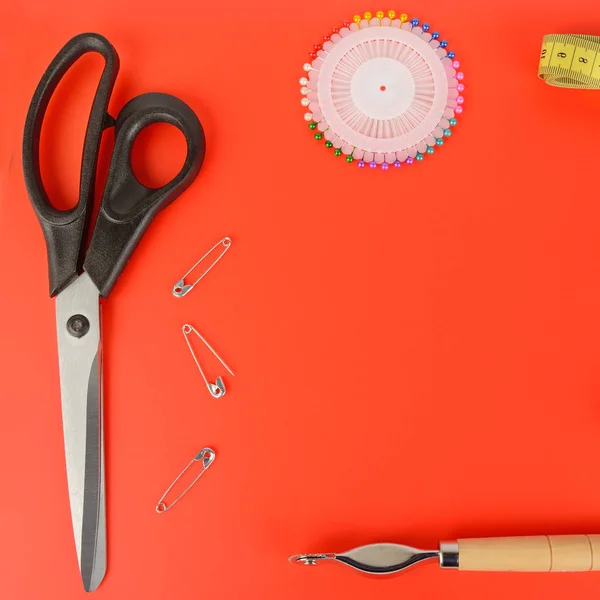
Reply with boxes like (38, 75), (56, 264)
(23, 33), (118, 296)
(83, 92), (204, 297)
(23, 33), (205, 298)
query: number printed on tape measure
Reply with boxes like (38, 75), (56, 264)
(549, 43), (576, 68)
(540, 42), (553, 67)
(572, 46), (595, 75)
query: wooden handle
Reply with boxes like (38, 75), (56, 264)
(458, 535), (600, 572)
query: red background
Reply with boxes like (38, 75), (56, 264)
(2, 0), (600, 598)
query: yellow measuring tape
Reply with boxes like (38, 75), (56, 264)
(539, 33), (600, 88)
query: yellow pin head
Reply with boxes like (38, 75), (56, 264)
(353, 14), (361, 23)
(364, 11), (372, 20)
(376, 11), (384, 19)
(388, 10), (396, 19)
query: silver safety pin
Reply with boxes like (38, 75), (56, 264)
(156, 448), (216, 514)
(182, 324), (235, 398)
(173, 237), (232, 297)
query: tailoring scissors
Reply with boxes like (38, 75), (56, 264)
(22, 33), (205, 592)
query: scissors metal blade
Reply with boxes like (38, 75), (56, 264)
(55, 272), (106, 592)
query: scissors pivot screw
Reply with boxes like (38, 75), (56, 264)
(66, 314), (90, 338)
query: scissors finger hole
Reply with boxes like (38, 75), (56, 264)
(39, 53), (106, 211)
(131, 122), (187, 189)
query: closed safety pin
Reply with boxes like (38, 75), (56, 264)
(182, 324), (235, 398)
(156, 448), (216, 513)
(173, 237), (232, 297)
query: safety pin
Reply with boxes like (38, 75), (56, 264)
(156, 448), (216, 514)
(173, 237), (232, 297)
(182, 324), (235, 398)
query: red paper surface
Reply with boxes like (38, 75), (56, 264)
(2, 1), (600, 598)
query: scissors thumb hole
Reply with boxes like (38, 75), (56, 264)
(130, 122), (187, 189)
